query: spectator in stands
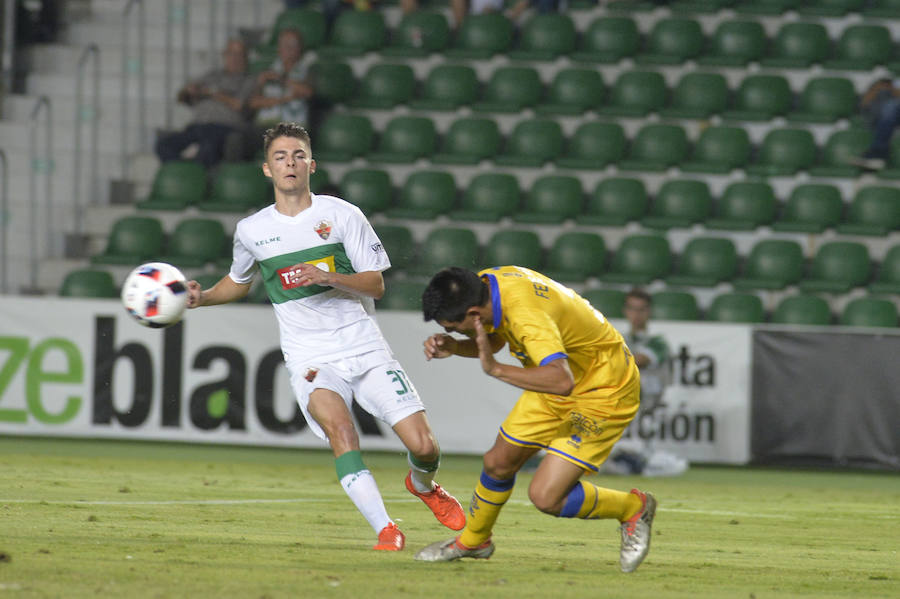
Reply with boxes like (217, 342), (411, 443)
(450, 0), (559, 29)
(851, 78), (900, 170)
(155, 38), (256, 169)
(248, 28), (314, 138)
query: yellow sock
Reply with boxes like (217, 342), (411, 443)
(458, 471), (515, 548)
(559, 481), (642, 521)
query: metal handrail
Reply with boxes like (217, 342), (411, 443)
(73, 44), (99, 236)
(0, 149), (8, 294)
(1, 0), (15, 95)
(120, 0), (146, 178)
(28, 96), (52, 291)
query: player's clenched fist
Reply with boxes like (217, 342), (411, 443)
(423, 333), (457, 360)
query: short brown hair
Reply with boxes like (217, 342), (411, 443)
(263, 122), (311, 157)
(625, 287), (652, 305)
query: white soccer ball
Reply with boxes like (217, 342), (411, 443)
(121, 262), (189, 328)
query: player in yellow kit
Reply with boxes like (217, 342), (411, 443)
(415, 266), (657, 572)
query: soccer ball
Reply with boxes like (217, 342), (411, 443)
(121, 262), (189, 328)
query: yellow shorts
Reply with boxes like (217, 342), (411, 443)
(499, 372), (641, 472)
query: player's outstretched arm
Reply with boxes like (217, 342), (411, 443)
(424, 332), (504, 360)
(187, 275), (251, 308)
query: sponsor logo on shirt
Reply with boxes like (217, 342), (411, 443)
(277, 256), (336, 289)
(371, 242), (384, 254)
(314, 220), (332, 240)
(255, 236), (281, 247)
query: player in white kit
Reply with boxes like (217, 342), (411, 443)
(185, 122), (465, 551)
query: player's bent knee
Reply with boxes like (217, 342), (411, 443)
(527, 485), (563, 515)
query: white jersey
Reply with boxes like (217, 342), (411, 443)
(229, 193), (392, 364)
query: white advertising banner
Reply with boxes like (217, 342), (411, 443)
(0, 297), (750, 463)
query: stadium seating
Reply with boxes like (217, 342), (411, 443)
(825, 24), (892, 71)
(161, 218), (226, 268)
(864, 0), (900, 17)
(91, 216), (164, 266)
(445, 13), (514, 59)
(799, 241), (871, 293)
(349, 64), (415, 109)
(836, 186), (900, 236)
(706, 181), (776, 231)
(340, 168), (393, 215)
(667, 237), (738, 287)
(411, 227), (479, 275)
(660, 72), (728, 120)
(410, 65), (479, 111)
(570, 16), (640, 63)
(602, 234), (672, 285)
(787, 77), (857, 124)
(760, 22), (830, 68)
(680, 126), (750, 174)
(381, 11), (450, 57)
(809, 129), (871, 178)
(618, 123), (688, 172)
(258, 7), (328, 55)
(199, 162), (270, 212)
(536, 69), (605, 116)
(508, 13), (577, 61)
(309, 168), (330, 194)
(869, 244), (900, 294)
(482, 230), (543, 271)
(798, 0), (866, 18)
(514, 175), (583, 224)
(432, 117), (501, 165)
(472, 66), (543, 113)
(636, 17), (705, 65)
(319, 10), (386, 57)
(578, 178), (648, 226)
(697, 20), (766, 67)
(772, 183), (844, 233)
(544, 232), (606, 282)
(377, 279), (426, 311)
(723, 74), (792, 122)
(582, 288), (626, 318)
(315, 114), (374, 162)
(374, 224), (415, 272)
(840, 297), (898, 328)
(642, 179), (712, 230)
(59, 268), (118, 298)
(651, 290), (700, 321)
(771, 295), (833, 326)
(732, 239), (805, 291)
(599, 71), (667, 117)
(137, 161), (206, 211)
(368, 116), (437, 164)
(557, 122), (626, 170)
(706, 292), (765, 323)
(746, 129), (817, 177)
(494, 119), (564, 167)
(386, 171), (456, 220)
(450, 173), (521, 222)
(309, 61), (356, 106)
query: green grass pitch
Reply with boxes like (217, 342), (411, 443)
(0, 437), (897, 598)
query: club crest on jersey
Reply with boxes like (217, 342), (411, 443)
(314, 220), (332, 240)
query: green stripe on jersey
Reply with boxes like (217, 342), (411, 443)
(258, 243), (356, 304)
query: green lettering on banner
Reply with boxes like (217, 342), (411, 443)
(0, 337), (29, 422)
(26, 338), (83, 424)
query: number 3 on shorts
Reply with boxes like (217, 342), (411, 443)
(386, 369), (411, 396)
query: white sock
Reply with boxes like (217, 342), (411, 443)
(407, 454), (437, 494)
(339, 469), (392, 534)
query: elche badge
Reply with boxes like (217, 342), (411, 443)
(315, 220), (332, 240)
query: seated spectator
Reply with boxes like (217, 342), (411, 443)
(248, 29), (314, 132)
(155, 38), (256, 169)
(850, 78), (900, 170)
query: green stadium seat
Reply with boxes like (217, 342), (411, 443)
(798, 0), (865, 17)
(667, 237), (738, 287)
(836, 186), (900, 236)
(377, 279), (427, 311)
(734, 0), (802, 15)
(162, 218), (226, 268)
(544, 232), (606, 283)
(601, 234), (672, 285)
(870, 245), (900, 294)
(199, 162), (270, 213)
(309, 61), (356, 107)
(635, 17), (705, 65)
(799, 241), (871, 294)
(472, 66), (543, 113)
(642, 179), (712, 230)
(582, 288), (626, 319)
(514, 175), (583, 224)
(607, 0), (657, 11)
(670, 0), (738, 12)
(91, 216), (164, 266)
(733, 240), (805, 291)
(309, 167), (330, 194)
(746, 129), (817, 177)
(706, 292), (764, 323)
(599, 71), (667, 117)
(411, 227), (479, 276)
(339, 168), (393, 215)
(59, 268), (118, 298)
(450, 173), (520, 222)
(445, 13), (514, 59)
(618, 123), (688, 172)
(494, 119), (564, 167)
(723, 74), (792, 122)
(259, 8), (328, 53)
(772, 184), (844, 234)
(651, 291), (700, 321)
(788, 78), (857, 124)
(760, 22), (830, 68)
(386, 171), (456, 220)
(137, 161), (206, 211)
(808, 129), (871, 178)
(771, 295), (832, 326)
(706, 181), (777, 231)
(368, 116), (437, 164)
(374, 225), (415, 272)
(660, 72), (728, 120)
(410, 65), (478, 111)
(482, 230), (543, 271)
(432, 117), (501, 165)
(697, 20), (766, 67)
(508, 13), (576, 61)
(319, 10), (386, 57)
(557, 122), (625, 170)
(348, 64), (415, 109)
(680, 126), (751, 174)
(864, 0), (900, 17)
(875, 136), (900, 180)
(570, 16), (640, 63)
(823, 25), (891, 71)
(578, 178), (648, 227)
(315, 114), (374, 162)
(535, 69), (605, 116)
(381, 11), (450, 57)
(840, 297), (898, 328)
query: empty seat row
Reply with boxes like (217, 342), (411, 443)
(612, 0), (900, 20)
(137, 161), (272, 213)
(319, 63), (860, 126)
(260, 7), (900, 71)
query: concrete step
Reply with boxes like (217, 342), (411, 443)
(23, 43), (211, 79)
(84, 0), (283, 30)
(2, 92), (192, 130)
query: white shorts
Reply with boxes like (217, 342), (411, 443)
(287, 348), (426, 441)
